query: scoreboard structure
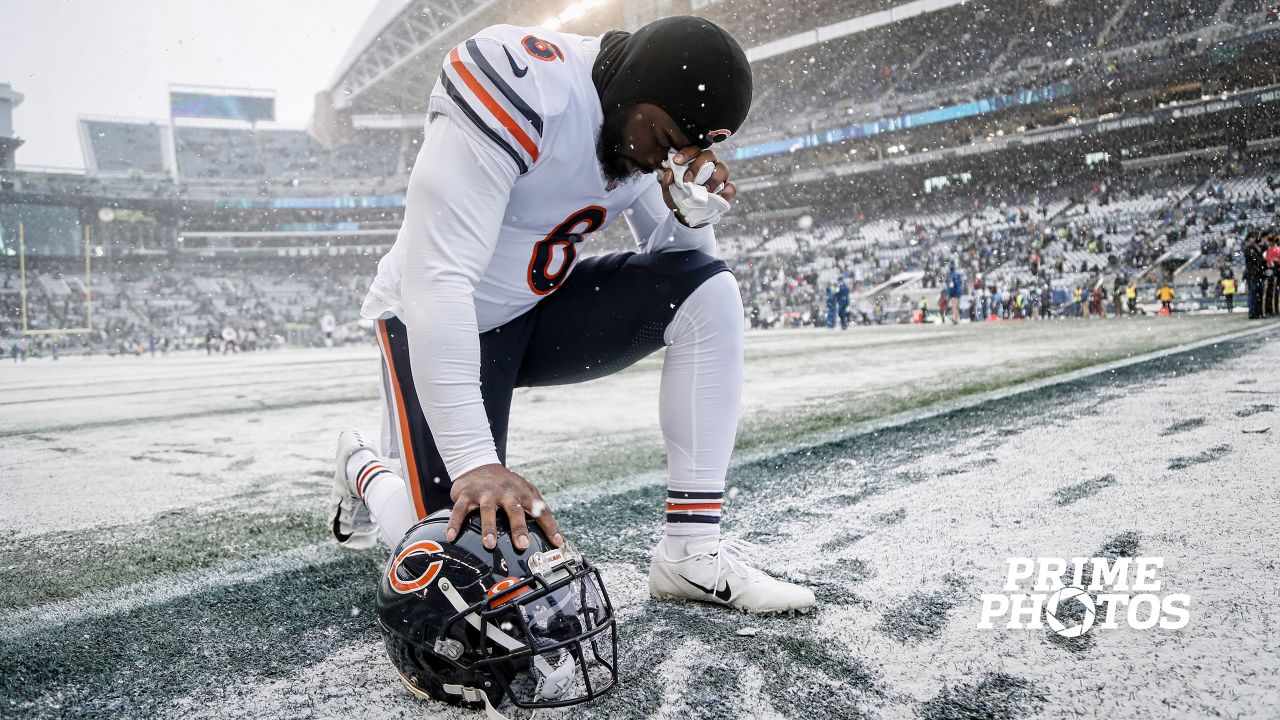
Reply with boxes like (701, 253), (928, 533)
(168, 85), (276, 123)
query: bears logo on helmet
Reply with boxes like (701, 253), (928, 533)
(388, 540), (445, 594)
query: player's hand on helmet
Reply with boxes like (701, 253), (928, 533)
(660, 144), (736, 226)
(446, 463), (563, 551)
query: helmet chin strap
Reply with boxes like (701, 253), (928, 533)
(440, 682), (514, 720)
(395, 666), (513, 720)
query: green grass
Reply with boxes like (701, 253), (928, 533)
(0, 490), (332, 612)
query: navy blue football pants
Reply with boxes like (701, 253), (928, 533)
(376, 250), (729, 516)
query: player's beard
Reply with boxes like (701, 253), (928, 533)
(596, 107), (638, 185)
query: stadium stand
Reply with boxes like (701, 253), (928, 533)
(174, 126), (411, 181)
(718, 150), (1280, 326)
(3, 0), (1279, 350)
(0, 253), (377, 355)
(82, 120), (167, 175)
(731, 0), (1274, 150)
(696, 0), (909, 47)
(1228, 0), (1275, 20)
(3, 173), (1273, 345)
(1104, 0), (1223, 45)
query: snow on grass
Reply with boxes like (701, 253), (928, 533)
(2, 318), (1278, 718)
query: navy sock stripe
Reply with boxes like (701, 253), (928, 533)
(667, 490), (725, 500)
(357, 467), (391, 498)
(665, 513), (722, 524)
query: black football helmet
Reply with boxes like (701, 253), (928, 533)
(375, 509), (617, 717)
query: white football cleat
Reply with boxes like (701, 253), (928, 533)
(329, 429), (380, 550)
(649, 535), (816, 614)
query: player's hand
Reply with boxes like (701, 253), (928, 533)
(446, 463), (563, 551)
(661, 144), (736, 225)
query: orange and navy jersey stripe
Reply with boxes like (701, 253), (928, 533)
(665, 490), (724, 524)
(438, 37), (544, 175)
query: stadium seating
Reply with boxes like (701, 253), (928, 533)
(4, 157), (1276, 350)
(174, 126), (411, 182)
(1105, 0), (1223, 46)
(698, 0), (905, 47)
(717, 154), (1279, 325)
(84, 120), (167, 175)
(735, 0), (1241, 146)
(0, 254), (377, 354)
(1226, 0), (1273, 21)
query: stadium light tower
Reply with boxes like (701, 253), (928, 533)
(0, 82), (25, 171)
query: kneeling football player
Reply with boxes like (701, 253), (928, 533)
(330, 17), (815, 707)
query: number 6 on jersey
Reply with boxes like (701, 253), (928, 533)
(527, 205), (607, 295)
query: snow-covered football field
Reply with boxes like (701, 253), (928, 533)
(3, 315), (1278, 719)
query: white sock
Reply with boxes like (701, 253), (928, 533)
(659, 272), (742, 542)
(659, 534), (720, 557)
(346, 448), (417, 549)
(345, 449), (380, 487)
(364, 471), (418, 549)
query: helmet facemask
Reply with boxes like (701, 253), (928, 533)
(433, 543), (618, 709)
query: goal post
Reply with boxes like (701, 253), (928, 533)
(18, 221), (96, 336)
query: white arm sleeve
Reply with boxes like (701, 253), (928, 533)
(399, 114), (519, 480)
(624, 176), (718, 256)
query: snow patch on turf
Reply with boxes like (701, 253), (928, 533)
(1, 542), (345, 641)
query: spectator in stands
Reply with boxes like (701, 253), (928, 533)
(1265, 234), (1280, 317)
(1090, 285), (1107, 318)
(1244, 232), (1265, 319)
(837, 277), (850, 330)
(946, 265), (964, 324)
(1156, 280), (1175, 314)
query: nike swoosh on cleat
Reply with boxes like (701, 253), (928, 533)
(503, 46), (528, 77)
(679, 574), (733, 602)
(331, 513), (352, 543)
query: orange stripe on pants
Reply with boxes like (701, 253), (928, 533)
(377, 320), (428, 519)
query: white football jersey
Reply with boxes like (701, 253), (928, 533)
(363, 24), (709, 332)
